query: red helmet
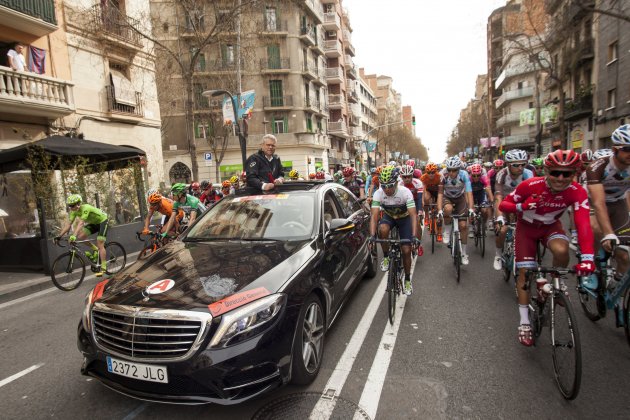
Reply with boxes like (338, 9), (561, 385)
(544, 149), (581, 168)
(191, 181), (200, 191)
(342, 167), (355, 177)
(309, 173), (316, 179)
(315, 171), (325, 179)
(222, 180), (231, 188)
(580, 149), (593, 163)
(413, 168), (422, 178)
(470, 164), (482, 175)
(371, 175), (379, 185)
(493, 159), (505, 167)
(405, 159), (415, 167)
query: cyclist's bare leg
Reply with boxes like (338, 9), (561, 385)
(97, 238), (106, 265)
(378, 223), (391, 256)
(516, 267), (528, 305)
(459, 218), (468, 245)
(402, 244), (412, 274)
(548, 238), (570, 267)
(482, 207), (491, 224)
(496, 224), (507, 249)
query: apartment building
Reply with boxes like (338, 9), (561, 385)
(402, 105), (414, 136)
(355, 69), (378, 169)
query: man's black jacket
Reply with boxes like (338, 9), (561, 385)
(245, 149), (284, 190)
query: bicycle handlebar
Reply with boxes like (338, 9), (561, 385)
(372, 238), (413, 245)
(530, 266), (577, 275)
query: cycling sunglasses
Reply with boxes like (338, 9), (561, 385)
(548, 170), (575, 178)
(615, 146), (630, 153)
(381, 182), (397, 189)
(447, 168), (459, 173)
(471, 174), (481, 178)
(401, 175), (412, 179)
(509, 163), (525, 168)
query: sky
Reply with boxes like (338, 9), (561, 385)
(343, 0), (507, 162)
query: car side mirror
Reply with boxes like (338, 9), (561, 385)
(327, 218), (355, 235)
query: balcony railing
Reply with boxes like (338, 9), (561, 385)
(324, 39), (342, 57)
(322, 12), (341, 30)
(303, 61), (319, 79)
(328, 121), (348, 136)
(0, 0), (57, 35)
(502, 134), (532, 146)
(325, 66), (344, 82)
(565, 94), (593, 121)
(328, 93), (346, 109)
(90, 3), (143, 47)
(299, 26), (317, 45)
(205, 59), (243, 72)
(0, 65), (74, 118)
(303, 0), (324, 23)
(304, 97), (320, 111)
(263, 95), (293, 108)
(260, 57), (290, 71)
(496, 112), (521, 127)
(105, 85), (143, 117)
(496, 86), (534, 108)
(346, 65), (357, 80)
(263, 19), (288, 33)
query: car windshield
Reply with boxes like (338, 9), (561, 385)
(185, 192), (315, 241)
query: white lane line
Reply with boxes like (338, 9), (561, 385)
(309, 273), (387, 419)
(355, 261), (418, 419)
(122, 403), (148, 420)
(0, 363), (45, 388)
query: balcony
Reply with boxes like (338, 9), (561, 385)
(89, 4), (143, 51)
(263, 95), (293, 110)
(347, 87), (359, 103)
(496, 112), (521, 127)
(328, 93), (346, 110)
(342, 151), (350, 160)
(299, 27), (317, 46)
(303, 0), (324, 24)
(313, 68), (326, 86)
(346, 65), (357, 80)
(324, 39), (342, 57)
(105, 85), (143, 119)
(325, 66), (344, 84)
(344, 55), (354, 69)
(0, 0), (57, 36)
(304, 97), (320, 113)
(495, 61), (539, 89)
(328, 121), (349, 138)
(262, 19), (288, 35)
(502, 134), (532, 146)
(564, 94), (593, 122)
(312, 33), (326, 55)
(322, 12), (341, 31)
(349, 112), (360, 126)
(343, 30), (355, 56)
(260, 58), (290, 73)
(496, 86), (534, 108)
(203, 59), (242, 73)
(0, 65), (74, 118)
(329, 149), (338, 159)
(317, 103), (329, 116)
(303, 61), (319, 80)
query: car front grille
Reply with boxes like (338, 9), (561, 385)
(91, 303), (212, 362)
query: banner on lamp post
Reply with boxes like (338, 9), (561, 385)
(222, 90), (256, 125)
(480, 138), (489, 148)
(490, 137), (500, 147)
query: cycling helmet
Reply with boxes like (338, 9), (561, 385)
(379, 166), (396, 184)
(229, 175), (239, 184)
(191, 181), (200, 191)
(171, 183), (187, 194)
(200, 180), (210, 190)
(580, 149), (593, 163)
(483, 161), (493, 168)
(531, 157), (544, 166)
(400, 165), (414, 176)
(445, 156), (462, 169)
(470, 164), (482, 175)
(359, 170), (367, 181)
(288, 169), (299, 179)
(342, 167), (355, 177)
(493, 159), (505, 167)
(375, 166), (383, 175)
(66, 194), (82, 206)
(222, 180), (231, 188)
(148, 192), (162, 204)
(544, 149), (581, 168)
(505, 149), (528, 163)
(309, 173), (316, 179)
(611, 124), (630, 145)
(315, 171), (325, 180)
(371, 175), (379, 185)
(413, 168), (422, 178)
(388, 161), (397, 166)
(405, 159), (415, 167)
(370, 167), (377, 175)
(146, 188), (157, 197)
(425, 163), (438, 173)
(593, 148), (613, 159)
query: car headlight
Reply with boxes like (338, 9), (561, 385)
(209, 294), (286, 348)
(82, 279), (110, 333)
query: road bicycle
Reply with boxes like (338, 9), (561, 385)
(373, 227), (411, 325)
(500, 222), (516, 284)
(51, 238), (127, 291)
(426, 203), (441, 254)
(524, 266), (581, 399)
(577, 245), (630, 347)
(446, 214), (467, 284)
(136, 225), (172, 260)
(471, 203), (492, 258)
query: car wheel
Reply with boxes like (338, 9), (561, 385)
(364, 247), (377, 279)
(291, 294), (325, 385)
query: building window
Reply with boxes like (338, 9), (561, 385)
(267, 44), (280, 68)
(607, 41), (618, 64)
(265, 6), (277, 31)
(222, 44), (234, 65)
(607, 89), (616, 109)
(316, 117), (322, 131)
(306, 113), (313, 132)
(272, 115), (287, 134)
(269, 80), (284, 106)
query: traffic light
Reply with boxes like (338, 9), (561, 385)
(412, 116), (416, 126)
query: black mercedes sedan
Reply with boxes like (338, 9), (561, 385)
(77, 181), (376, 404)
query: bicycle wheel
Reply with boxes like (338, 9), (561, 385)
(430, 218), (436, 254)
(480, 220), (486, 258)
(104, 242), (127, 275)
(550, 291), (582, 400)
(387, 258), (398, 325)
(502, 243), (512, 283)
(453, 234), (461, 283)
(51, 251), (86, 291)
(473, 219), (479, 248)
(577, 276), (602, 322)
(527, 274), (544, 340)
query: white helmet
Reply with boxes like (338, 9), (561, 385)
(593, 148), (613, 159)
(611, 124), (630, 145)
(388, 160), (397, 166)
(445, 156), (462, 169)
(400, 165), (414, 176)
(146, 188), (157, 197)
(505, 149), (528, 163)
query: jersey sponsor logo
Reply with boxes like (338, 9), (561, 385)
(574, 198), (590, 211)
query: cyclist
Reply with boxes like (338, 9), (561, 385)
(468, 163), (494, 237)
(57, 194), (109, 277)
(341, 167), (365, 199)
(221, 180), (233, 196)
(199, 180), (223, 206)
(421, 163), (443, 240)
(164, 183), (206, 235)
(593, 148), (613, 159)
(143, 192), (183, 236)
(586, 124), (630, 281)
(364, 167), (376, 198)
(189, 181), (201, 198)
(437, 156), (474, 265)
(488, 159), (504, 196)
(399, 164), (424, 254)
(531, 158), (545, 176)
(499, 150), (595, 346)
(288, 169), (300, 180)
(493, 150), (534, 270)
(369, 166), (420, 295)
(567, 150), (594, 244)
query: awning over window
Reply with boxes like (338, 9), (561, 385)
(110, 70), (137, 106)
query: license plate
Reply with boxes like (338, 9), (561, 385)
(106, 356), (168, 383)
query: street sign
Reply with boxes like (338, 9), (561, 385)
(204, 152), (212, 167)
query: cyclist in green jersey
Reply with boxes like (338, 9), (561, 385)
(57, 194), (109, 276)
(163, 183), (206, 235)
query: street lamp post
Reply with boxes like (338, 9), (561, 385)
(202, 89), (247, 170)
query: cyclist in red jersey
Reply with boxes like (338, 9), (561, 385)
(499, 150), (595, 346)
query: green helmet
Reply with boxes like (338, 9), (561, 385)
(531, 158), (544, 166)
(379, 165), (396, 184)
(66, 194), (82, 206)
(171, 183), (188, 194)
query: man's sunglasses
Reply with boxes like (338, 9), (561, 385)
(548, 170), (575, 178)
(381, 182), (397, 189)
(471, 174), (481, 178)
(402, 175), (412, 179)
(510, 163), (525, 168)
(615, 146), (630, 153)
(447, 168), (459, 173)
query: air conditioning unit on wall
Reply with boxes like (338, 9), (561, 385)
(327, 31), (336, 38)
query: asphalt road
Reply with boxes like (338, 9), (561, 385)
(1, 233), (630, 419)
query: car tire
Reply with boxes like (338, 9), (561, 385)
(364, 247), (377, 279)
(291, 294), (325, 385)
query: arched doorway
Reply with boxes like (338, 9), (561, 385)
(169, 162), (191, 184)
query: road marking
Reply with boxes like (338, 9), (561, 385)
(354, 262), (417, 419)
(122, 403), (148, 420)
(0, 363), (44, 388)
(309, 272), (387, 419)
